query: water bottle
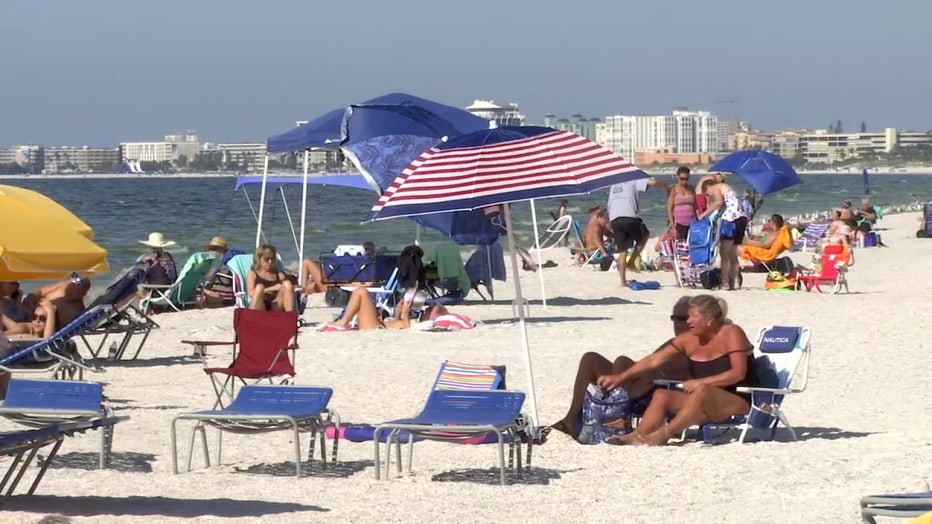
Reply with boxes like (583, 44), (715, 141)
(106, 342), (118, 361)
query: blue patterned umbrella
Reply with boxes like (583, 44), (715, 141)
(709, 150), (802, 196)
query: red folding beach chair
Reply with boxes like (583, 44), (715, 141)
(184, 308), (299, 408)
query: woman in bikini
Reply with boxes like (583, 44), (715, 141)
(597, 295), (759, 446)
(3, 299), (57, 339)
(667, 167), (697, 240)
(246, 244), (296, 312)
(327, 287), (455, 331)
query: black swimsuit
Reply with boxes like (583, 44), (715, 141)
(254, 272), (281, 307)
(674, 342), (760, 400)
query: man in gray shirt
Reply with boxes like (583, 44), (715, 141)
(607, 177), (665, 287)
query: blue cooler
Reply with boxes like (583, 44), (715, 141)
(863, 231), (878, 247)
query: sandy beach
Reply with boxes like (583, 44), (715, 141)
(2, 211), (930, 524)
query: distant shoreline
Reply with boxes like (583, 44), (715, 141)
(1, 167), (931, 181)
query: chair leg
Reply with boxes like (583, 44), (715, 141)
(26, 438), (64, 495)
(773, 408), (797, 441)
(291, 420), (302, 477)
(496, 431), (506, 486)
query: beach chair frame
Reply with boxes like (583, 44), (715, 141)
(170, 385), (339, 477)
(0, 379), (128, 469)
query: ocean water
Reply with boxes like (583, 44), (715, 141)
(7, 172), (932, 280)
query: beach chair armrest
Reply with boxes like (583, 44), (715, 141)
(735, 386), (799, 395)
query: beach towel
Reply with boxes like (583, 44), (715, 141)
(315, 324), (355, 332)
(627, 280), (660, 291)
(741, 225), (793, 262)
(424, 243), (471, 294)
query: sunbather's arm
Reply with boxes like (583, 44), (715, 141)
(40, 300), (57, 338)
(596, 343), (680, 390)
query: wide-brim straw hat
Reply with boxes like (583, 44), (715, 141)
(204, 235), (229, 251)
(139, 232), (176, 248)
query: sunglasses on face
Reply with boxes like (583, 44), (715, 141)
(670, 314), (688, 322)
(33, 315), (48, 322)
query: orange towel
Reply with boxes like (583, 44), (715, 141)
(741, 226), (793, 261)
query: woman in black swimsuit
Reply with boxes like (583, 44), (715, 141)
(597, 294), (758, 446)
(246, 244), (296, 312)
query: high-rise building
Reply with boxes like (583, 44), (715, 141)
(599, 110), (719, 161)
(542, 114), (601, 141)
(465, 100), (525, 127)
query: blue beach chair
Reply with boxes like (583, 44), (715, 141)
(373, 389), (530, 485)
(170, 384), (340, 477)
(0, 379), (128, 469)
(0, 305), (112, 380)
(80, 262), (158, 361)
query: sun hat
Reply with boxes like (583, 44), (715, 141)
(587, 203), (602, 214)
(205, 235), (229, 251)
(139, 232), (176, 248)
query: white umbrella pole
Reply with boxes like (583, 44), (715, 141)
(503, 203), (539, 429)
(415, 223), (421, 246)
(529, 199), (547, 308)
(297, 150), (310, 286)
(255, 155), (270, 248)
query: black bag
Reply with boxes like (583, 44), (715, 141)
(773, 256), (794, 275)
(598, 256), (613, 271)
(324, 287), (349, 308)
(700, 268), (722, 290)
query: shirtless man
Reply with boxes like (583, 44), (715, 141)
(23, 275), (90, 326)
(583, 205), (611, 258)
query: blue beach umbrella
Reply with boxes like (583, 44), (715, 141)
(366, 126), (650, 429)
(709, 150), (802, 196)
(862, 168), (871, 196)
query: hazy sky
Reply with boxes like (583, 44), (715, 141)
(3, 0), (929, 146)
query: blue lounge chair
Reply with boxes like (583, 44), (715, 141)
(791, 221), (831, 252)
(170, 385), (339, 477)
(0, 379), (128, 469)
(373, 389), (529, 485)
(860, 492), (932, 523)
(0, 418), (123, 497)
(80, 262), (158, 361)
(0, 306), (112, 380)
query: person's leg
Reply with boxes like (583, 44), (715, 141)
(641, 385), (750, 445)
(609, 387), (689, 444)
(552, 352), (617, 435)
(0, 371), (9, 400)
(626, 221), (650, 270)
(335, 287), (381, 329)
(719, 239), (735, 289)
(275, 280), (295, 312)
(249, 284), (267, 310)
(302, 259), (326, 294)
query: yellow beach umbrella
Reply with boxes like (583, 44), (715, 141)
(0, 184), (109, 280)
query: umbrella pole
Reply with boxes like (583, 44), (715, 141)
(486, 245), (494, 301)
(503, 203), (539, 430)
(297, 150), (310, 286)
(529, 199), (547, 308)
(255, 155), (270, 248)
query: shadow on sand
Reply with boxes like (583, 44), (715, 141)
(100, 355), (201, 368)
(2, 495), (328, 517)
(235, 459), (370, 479)
(43, 452), (156, 473)
(482, 316), (612, 325)
(431, 466), (562, 485)
(473, 296), (649, 307)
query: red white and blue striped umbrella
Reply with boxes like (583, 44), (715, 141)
(366, 126), (648, 221)
(365, 126), (648, 435)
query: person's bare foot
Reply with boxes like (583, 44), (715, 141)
(642, 428), (671, 446)
(606, 431), (641, 446)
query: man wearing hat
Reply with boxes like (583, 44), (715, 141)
(137, 232), (178, 287)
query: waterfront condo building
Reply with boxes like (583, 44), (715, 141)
(599, 110), (718, 162)
(465, 100), (525, 127)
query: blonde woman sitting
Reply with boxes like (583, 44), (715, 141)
(246, 244), (295, 312)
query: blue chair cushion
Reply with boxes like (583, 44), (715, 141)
(759, 326), (799, 353)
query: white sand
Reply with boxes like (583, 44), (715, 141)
(2, 213), (930, 524)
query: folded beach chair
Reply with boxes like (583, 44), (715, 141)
(0, 418), (121, 496)
(0, 379), (128, 469)
(80, 262), (158, 361)
(670, 217), (720, 287)
(0, 305), (112, 380)
(791, 221), (831, 252)
(139, 251), (218, 314)
(181, 308), (299, 408)
(658, 326), (812, 444)
(170, 385), (339, 477)
(373, 389), (529, 485)
(860, 492), (932, 523)
(796, 244), (853, 294)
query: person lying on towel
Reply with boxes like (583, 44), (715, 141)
(320, 287), (471, 331)
(738, 214), (793, 263)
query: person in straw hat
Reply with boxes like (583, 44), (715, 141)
(137, 232), (178, 287)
